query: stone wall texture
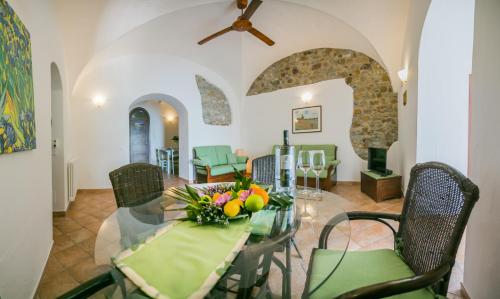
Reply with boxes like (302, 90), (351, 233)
(195, 75), (232, 126)
(247, 48), (398, 159)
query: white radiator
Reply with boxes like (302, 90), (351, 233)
(67, 160), (77, 201)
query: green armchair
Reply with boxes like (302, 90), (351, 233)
(193, 145), (248, 183)
(303, 162), (479, 299)
(272, 144), (340, 190)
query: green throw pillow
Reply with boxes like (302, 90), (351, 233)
(227, 153), (237, 164)
(198, 155), (215, 167)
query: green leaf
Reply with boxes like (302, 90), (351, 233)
(185, 184), (201, 200)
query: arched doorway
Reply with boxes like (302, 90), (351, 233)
(51, 62), (66, 211)
(130, 94), (189, 180)
(129, 107), (150, 163)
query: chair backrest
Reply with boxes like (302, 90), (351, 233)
(252, 155), (275, 185)
(396, 162), (479, 293)
(109, 163), (164, 207)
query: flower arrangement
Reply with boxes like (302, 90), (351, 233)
(165, 170), (293, 225)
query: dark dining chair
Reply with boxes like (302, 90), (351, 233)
(303, 162), (480, 299)
(251, 155), (275, 186)
(109, 163), (164, 208)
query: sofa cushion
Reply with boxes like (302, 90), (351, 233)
(296, 169), (329, 179)
(301, 144), (337, 161)
(307, 249), (435, 299)
(194, 146), (218, 165)
(236, 156), (248, 163)
(227, 153), (237, 164)
(198, 155), (216, 167)
(215, 145), (232, 165)
(210, 165), (236, 176)
(194, 145), (234, 166)
(231, 163), (246, 172)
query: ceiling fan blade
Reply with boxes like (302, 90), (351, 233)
(237, 0), (248, 10)
(198, 26), (233, 45)
(248, 27), (275, 46)
(241, 0), (262, 20)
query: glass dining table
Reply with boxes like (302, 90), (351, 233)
(94, 185), (351, 298)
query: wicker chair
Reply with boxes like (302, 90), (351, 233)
(109, 163), (164, 208)
(303, 162), (480, 299)
(251, 155), (275, 186)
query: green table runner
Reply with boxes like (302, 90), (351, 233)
(114, 219), (251, 299)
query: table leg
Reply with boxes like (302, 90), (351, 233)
(284, 240), (292, 299)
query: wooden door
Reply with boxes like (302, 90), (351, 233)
(129, 107), (150, 163)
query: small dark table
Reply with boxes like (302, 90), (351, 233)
(361, 171), (402, 202)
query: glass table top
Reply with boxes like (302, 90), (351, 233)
(94, 184), (351, 298)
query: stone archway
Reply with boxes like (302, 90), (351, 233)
(247, 48), (398, 160)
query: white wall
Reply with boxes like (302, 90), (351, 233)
(0, 1), (68, 298)
(243, 79), (365, 182)
(398, 0), (432, 190)
(463, 0), (500, 297)
(416, 0), (474, 174)
(72, 54), (241, 187)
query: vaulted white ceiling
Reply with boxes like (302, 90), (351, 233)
(52, 0), (410, 93)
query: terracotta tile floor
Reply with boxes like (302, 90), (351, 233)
(36, 180), (465, 298)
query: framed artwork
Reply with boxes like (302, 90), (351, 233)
(0, 0), (35, 155)
(292, 105), (322, 134)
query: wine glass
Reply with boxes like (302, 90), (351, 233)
(310, 150), (326, 199)
(297, 150), (311, 197)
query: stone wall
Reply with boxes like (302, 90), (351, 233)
(195, 75), (232, 126)
(247, 48), (398, 159)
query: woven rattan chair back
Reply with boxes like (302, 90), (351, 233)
(109, 163), (164, 208)
(251, 155), (275, 186)
(397, 162), (479, 293)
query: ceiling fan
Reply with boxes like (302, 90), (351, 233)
(198, 0), (275, 46)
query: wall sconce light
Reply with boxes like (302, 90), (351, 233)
(166, 115), (176, 122)
(398, 68), (408, 106)
(92, 94), (106, 107)
(398, 68), (408, 83)
(301, 92), (313, 103)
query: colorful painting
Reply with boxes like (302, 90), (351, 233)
(0, 0), (35, 155)
(292, 105), (322, 134)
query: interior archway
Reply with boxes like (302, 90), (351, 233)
(130, 94), (189, 180)
(51, 62), (66, 211)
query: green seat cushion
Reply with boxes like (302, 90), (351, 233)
(210, 165), (236, 176)
(297, 169), (329, 179)
(308, 249), (435, 299)
(231, 163), (246, 172)
(227, 153), (237, 164)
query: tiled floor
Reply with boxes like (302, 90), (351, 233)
(36, 180), (465, 298)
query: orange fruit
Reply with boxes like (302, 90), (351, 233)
(251, 186), (269, 205)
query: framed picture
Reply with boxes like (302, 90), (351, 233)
(292, 105), (322, 134)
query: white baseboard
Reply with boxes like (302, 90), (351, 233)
(30, 240), (53, 299)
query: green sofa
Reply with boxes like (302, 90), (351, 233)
(272, 144), (340, 190)
(192, 145), (248, 183)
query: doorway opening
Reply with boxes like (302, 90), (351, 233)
(129, 95), (186, 181)
(129, 107), (150, 163)
(51, 62), (66, 212)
